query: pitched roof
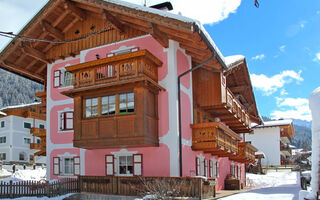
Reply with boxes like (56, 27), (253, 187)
(0, 0), (227, 83)
(254, 119), (293, 128)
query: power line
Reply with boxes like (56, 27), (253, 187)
(0, 26), (114, 44)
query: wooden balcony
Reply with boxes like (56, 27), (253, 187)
(230, 142), (258, 164)
(190, 122), (242, 157)
(280, 125), (294, 144)
(30, 128), (46, 137)
(280, 144), (292, 156)
(30, 143), (41, 150)
(193, 71), (250, 133)
(64, 49), (162, 92)
(24, 110), (46, 121)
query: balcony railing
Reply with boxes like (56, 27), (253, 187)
(30, 128), (46, 137)
(226, 88), (250, 127)
(280, 144), (292, 155)
(191, 122), (242, 157)
(30, 143), (41, 150)
(24, 111), (46, 121)
(66, 50), (162, 89)
(230, 142), (257, 163)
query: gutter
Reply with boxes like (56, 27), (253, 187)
(178, 55), (215, 177)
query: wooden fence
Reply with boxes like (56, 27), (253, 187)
(0, 178), (78, 198)
(79, 176), (216, 199)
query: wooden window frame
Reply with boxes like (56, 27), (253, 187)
(196, 157), (200, 176)
(53, 157), (60, 175)
(85, 97), (99, 118)
(83, 91), (135, 119)
(73, 156), (80, 176)
(209, 160), (213, 178)
(105, 155), (114, 176)
(204, 159), (208, 177)
(101, 95), (116, 116)
(133, 154), (143, 176)
(119, 92), (135, 114)
(60, 111), (74, 131)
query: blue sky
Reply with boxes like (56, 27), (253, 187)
(0, 0), (318, 121)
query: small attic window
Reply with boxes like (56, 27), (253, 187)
(75, 30), (80, 35)
(90, 25), (96, 31)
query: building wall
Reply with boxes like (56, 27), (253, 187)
(0, 115), (45, 163)
(46, 35), (246, 190)
(246, 127), (281, 166)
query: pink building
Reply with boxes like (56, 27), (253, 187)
(0, 0), (260, 191)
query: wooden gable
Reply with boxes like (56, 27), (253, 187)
(0, 0), (225, 84)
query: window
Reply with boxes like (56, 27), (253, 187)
(0, 136), (6, 144)
(119, 92), (134, 114)
(204, 159), (208, 177)
(36, 139), (41, 144)
(53, 156), (80, 176)
(101, 95), (116, 115)
(0, 121), (4, 128)
(196, 156), (205, 176)
(84, 92), (135, 118)
(39, 124), (45, 129)
(60, 112), (74, 130)
(24, 122), (31, 129)
(24, 138), (31, 144)
(19, 152), (27, 161)
(85, 98), (98, 118)
(53, 69), (73, 88)
(105, 154), (142, 176)
(119, 156), (133, 175)
(0, 153), (6, 161)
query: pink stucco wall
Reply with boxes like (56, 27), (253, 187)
(50, 104), (74, 144)
(177, 49), (190, 89)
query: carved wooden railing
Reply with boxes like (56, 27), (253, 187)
(66, 50), (162, 89)
(30, 128), (46, 137)
(231, 142), (257, 163)
(191, 122), (242, 156)
(225, 88), (250, 127)
(30, 143), (41, 150)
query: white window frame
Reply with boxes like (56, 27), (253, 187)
(0, 136), (6, 144)
(58, 108), (74, 133)
(196, 154), (205, 177)
(24, 138), (31, 144)
(23, 122), (32, 129)
(0, 121), (4, 128)
(110, 149), (142, 176)
(56, 152), (79, 177)
(0, 153), (6, 161)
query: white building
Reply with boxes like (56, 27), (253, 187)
(0, 103), (46, 164)
(246, 120), (295, 166)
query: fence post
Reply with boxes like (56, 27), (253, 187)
(45, 181), (50, 197)
(9, 180), (13, 199)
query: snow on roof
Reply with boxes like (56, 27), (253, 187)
(0, 111), (6, 116)
(254, 119), (292, 128)
(224, 55), (245, 68)
(102, 0), (227, 69)
(289, 144), (296, 149)
(0, 102), (41, 111)
(255, 151), (266, 158)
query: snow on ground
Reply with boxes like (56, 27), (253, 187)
(1, 193), (74, 200)
(1, 168), (46, 183)
(220, 171), (301, 200)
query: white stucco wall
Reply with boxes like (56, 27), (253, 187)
(246, 126), (281, 166)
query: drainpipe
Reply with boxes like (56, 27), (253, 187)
(178, 55), (215, 177)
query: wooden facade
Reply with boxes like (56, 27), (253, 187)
(280, 124), (295, 143)
(63, 50), (162, 149)
(230, 142), (257, 164)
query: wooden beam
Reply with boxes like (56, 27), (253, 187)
(22, 45), (49, 64)
(63, 0), (86, 21)
(25, 60), (38, 70)
(0, 60), (44, 83)
(229, 85), (249, 93)
(36, 64), (47, 74)
(149, 23), (169, 48)
(40, 20), (65, 40)
(101, 9), (126, 34)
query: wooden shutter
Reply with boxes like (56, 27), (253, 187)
(105, 155), (114, 176)
(204, 159), (208, 177)
(53, 70), (61, 88)
(66, 112), (73, 130)
(74, 156), (80, 175)
(209, 160), (213, 177)
(216, 162), (219, 178)
(60, 113), (65, 130)
(196, 157), (200, 176)
(53, 157), (60, 175)
(133, 154), (143, 176)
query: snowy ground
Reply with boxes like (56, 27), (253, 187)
(220, 171), (301, 200)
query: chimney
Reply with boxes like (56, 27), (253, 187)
(150, 2), (173, 11)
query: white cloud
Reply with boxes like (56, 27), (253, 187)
(279, 45), (286, 52)
(313, 52), (320, 62)
(122, 0), (242, 25)
(250, 70), (303, 95)
(280, 89), (288, 96)
(251, 54), (265, 60)
(271, 97), (311, 121)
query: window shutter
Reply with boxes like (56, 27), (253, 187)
(66, 112), (73, 130)
(238, 165), (241, 180)
(53, 70), (61, 88)
(216, 162), (219, 178)
(74, 156), (80, 175)
(204, 159), (208, 177)
(53, 157), (60, 175)
(60, 113), (65, 130)
(133, 154), (143, 176)
(209, 160), (213, 177)
(196, 157), (200, 176)
(105, 155), (114, 176)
